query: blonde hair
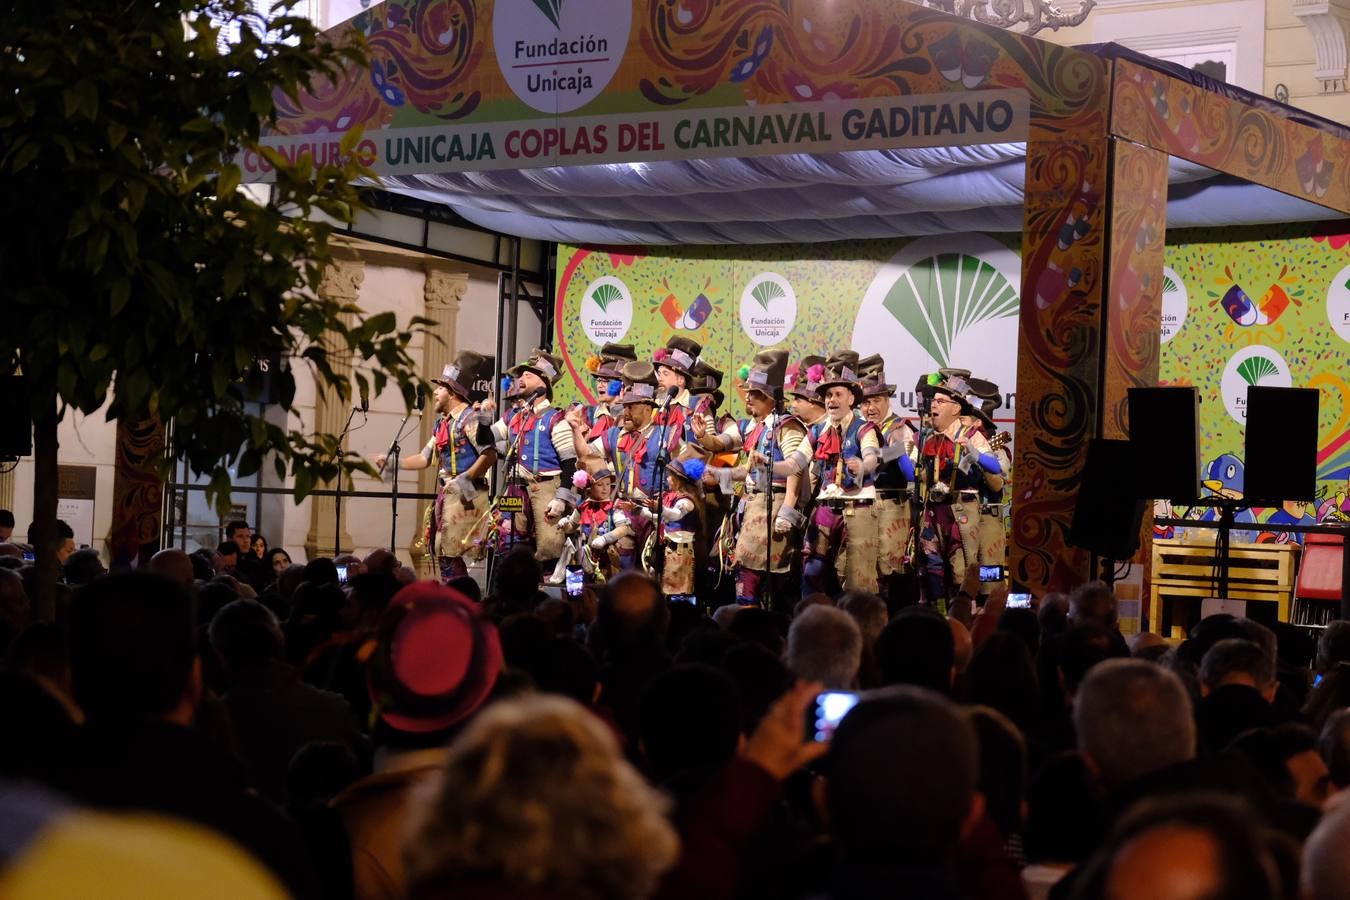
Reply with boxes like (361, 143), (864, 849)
(404, 694), (678, 900)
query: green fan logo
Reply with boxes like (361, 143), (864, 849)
(880, 253), (1019, 368)
(588, 281), (624, 314)
(529, 0), (563, 28)
(751, 279), (786, 311)
(1236, 355), (1280, 386)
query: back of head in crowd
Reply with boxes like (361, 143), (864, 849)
(590, 571), (668, 659)
(638, 665), (742, 796)
(1074, 658), (1196, 790)
(69, 573), (198, 724)
(1076, 793), (1289, 900)
(1200, 637), (1277, 700)
(787, 604), (861, 690)
(404, 694), (677, 900)
(875, 607), (954, 694)
(826, 687), (981, 867)
(1068, 580), (1117, 629)
(208, 599), (284, 677)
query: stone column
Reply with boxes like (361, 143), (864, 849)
(305, 257), (364, 559)
(0, 467), (13, 514)
(409, 268), (467, 576)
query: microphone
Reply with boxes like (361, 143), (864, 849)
(522, 385), (547, 403)
(359, 391), (369, 413)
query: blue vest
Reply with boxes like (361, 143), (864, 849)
(874, 415), (909, 492)
(508, 406), (563, 473)
(606, 424), (668, 497)
(437, 409), (481, 476)
(740, 416), (790, 488)
(818, 416), (876, 491)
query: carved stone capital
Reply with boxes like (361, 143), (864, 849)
(425, 269), (469, 311)
(319, 258), (366, 303)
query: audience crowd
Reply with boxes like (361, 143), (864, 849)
(4, 508), (1350, 900)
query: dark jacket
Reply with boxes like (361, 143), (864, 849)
(62, 719), (321, 899)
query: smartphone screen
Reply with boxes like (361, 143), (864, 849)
(979, 565), (1005, 582)
(565, 568), (584, 597)
(335, 564), (349, 583)
(21, 551), (36, 562)
(1007, 592), (1033, 609)
(805, 691), (860, 743)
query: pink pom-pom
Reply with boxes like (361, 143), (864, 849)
(572, 470), (590, 490)
(653, 347), (670, 362)
(807, 364), (825, 382)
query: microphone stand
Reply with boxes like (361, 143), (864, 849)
(651, 390), (676, 588)
(758, 390), (781, 608)
(910, 397), (934, 603)
(378, 408), (416, 552)
(333, 404), (363, 557)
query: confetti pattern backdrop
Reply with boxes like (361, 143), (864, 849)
(1160, 222), (1350, 531)
(556, 220), (1350, 533)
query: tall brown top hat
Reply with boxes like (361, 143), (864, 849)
(857, 353), (896, 399)
(965, 377), (1001, 430)
(930, 370), (975, 412)
(366, 582), (503, 734)
(593, 342), (638, 379)
(653, 336), (702, 378)
(787, 354), (828, 402)
(433, 351), (490, 402)
(817, 351), (864, 405)
(508, 348), (563, 385)
(617, 360), (660, 406)
(742, 349), (790, 399)
(690, 359), (726, 409)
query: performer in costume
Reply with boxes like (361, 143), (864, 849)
(584, 343), (637, 439)
(685, 359), (742, 602)
(547, 468), (636, 583)
(374, 352), (496, 582)
(787, 355), (830, 440)
(914, 372), (1004, 607)
(652, 335), (702, 432)
(961, 379), (1012, 573)
(858, 355), (918, 608)
(568, 361), (683, 570)
(707, 350), (809, 609)
(654, 458), (707, 601)
(484, 349), (578, 565)
(803, 354), (882, 595)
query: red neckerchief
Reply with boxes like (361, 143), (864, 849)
(922, 433), (956, 463)
(657, 404), (687, 431)
(511, 405), (540, 439)
(618, 425), (651, 465)
(434, 414), (453, 453)
(579, 500), (612, 531)
(814, 422), (843, 461)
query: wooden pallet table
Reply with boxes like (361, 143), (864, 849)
(1148, 538), (1295, 637)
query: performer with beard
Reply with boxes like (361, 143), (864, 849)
(961, 379), (1012, 577)
(567, 361), (684, 572)
(374, 352), (496, 582)
(914, 371), (1003, 610)
(857, 355), (918, 609)
(706, 350), (808, 610)
(482, 349), (577, 567)
(802, 353), (882, 595)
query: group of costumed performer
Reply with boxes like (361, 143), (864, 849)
(422, 338), (1011, 611)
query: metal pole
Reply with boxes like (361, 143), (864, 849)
(506, 236), (522, 364)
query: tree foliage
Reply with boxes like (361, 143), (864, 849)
(1, 0), (424, 518)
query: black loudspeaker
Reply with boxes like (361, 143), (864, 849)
(1244, 386), (1319, 501)
(1069, 439), (1147, 560)
(0, 376), (32, 459)
(1128, 386), (1200, 502)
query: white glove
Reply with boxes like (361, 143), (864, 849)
(452, 473), (478, 501)
(773, 516), (793, 536)
(545, 499), (567, 521)
(590, 534), (611, 550)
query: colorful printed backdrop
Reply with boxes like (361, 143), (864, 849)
(555, 222), (1350, 534)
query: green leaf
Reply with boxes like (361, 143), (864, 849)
(216, 164), (240, 200)
(294, 466), (315, 501)
(106, 122), (127, 148)
(109, 279), (131, 316)
(10, 143), (40, 172)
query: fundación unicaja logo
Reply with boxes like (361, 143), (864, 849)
(1160, 267), (1188, 343)
(1220, 345), (1291, 426)
(494, 0), (631, 114)
(582, 275), (633, 345)
(739, 273), (798, 346)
